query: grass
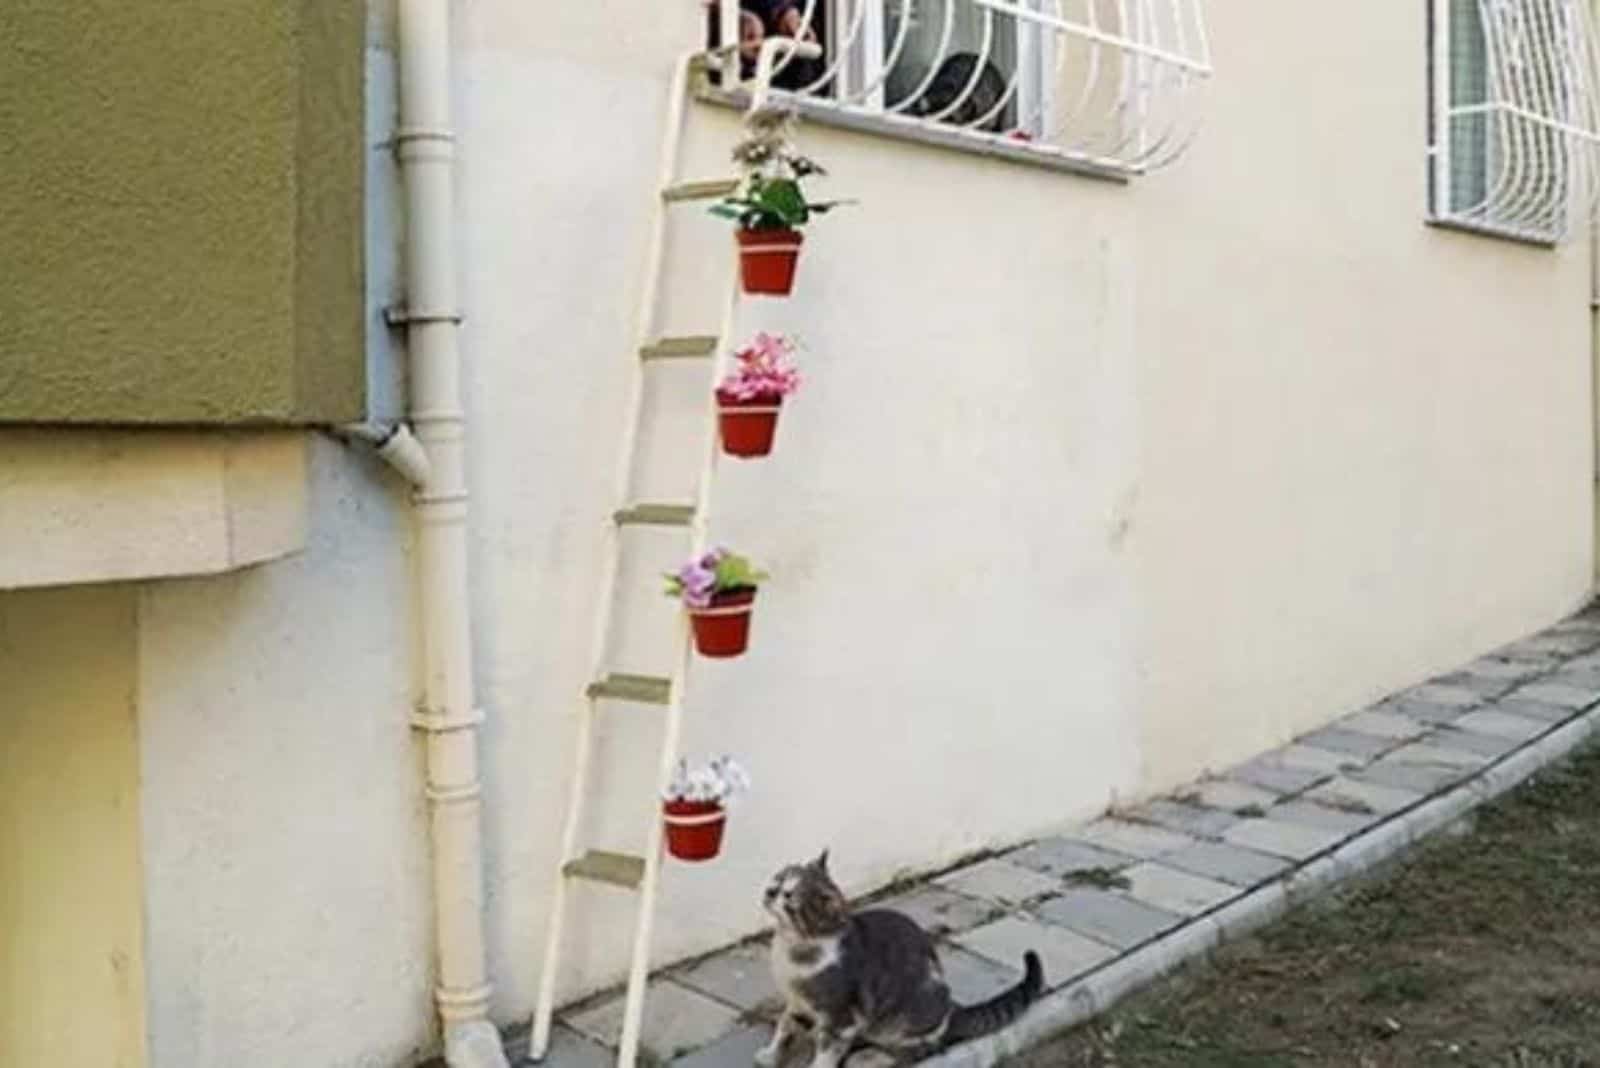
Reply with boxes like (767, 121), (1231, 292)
(1012, 738), (1600, 1068)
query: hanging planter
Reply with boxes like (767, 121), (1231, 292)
(717, 393), (783, 456)
(665, 548), (768, 658)
(662, 756), (750, 863)
(662, 800), (728, 861)
(688, 588), (756, 657)
(716, 332), (802, 458)
(711, 110), (851, 298)
(734, 228), (804, 295)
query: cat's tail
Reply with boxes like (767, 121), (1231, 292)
(945, 950), (1044, 1043)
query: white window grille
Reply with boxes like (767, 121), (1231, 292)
(704, 0), (1213, 173)
(1429, 0), (1600, 243)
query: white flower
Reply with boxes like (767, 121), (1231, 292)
(663, 755), (752, 803)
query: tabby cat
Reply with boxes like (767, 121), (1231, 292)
(757, 851), (1044, 1068)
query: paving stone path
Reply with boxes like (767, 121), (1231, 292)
(524, 605), (1600, 1068)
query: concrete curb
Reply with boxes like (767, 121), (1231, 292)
(916, 700), (1600, 1068)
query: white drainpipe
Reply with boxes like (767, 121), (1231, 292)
(394, 3), (509, 1067)
(336, 420), (435, 488)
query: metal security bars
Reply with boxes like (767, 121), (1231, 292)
(1429, 0), (1600, 243)
(706, 0), (1213, 173)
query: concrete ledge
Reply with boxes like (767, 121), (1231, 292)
(693, 87), (1131, 184)
(0, 428), (308, 589)
(917, 699), (1600, 1068)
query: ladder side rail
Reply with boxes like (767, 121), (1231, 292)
(614, 274), (743, 1068)
(528, 50), (698, 1062)
(615, 41), (823, 1062)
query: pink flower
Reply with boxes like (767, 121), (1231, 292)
(719, 332), (802, 401)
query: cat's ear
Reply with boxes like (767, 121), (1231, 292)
(812, 849), (830, 874)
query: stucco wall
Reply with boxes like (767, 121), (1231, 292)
(463, 10), (1142, 1011)
(1128, 2), (1595, 791)
(0, 0), (365, 425)
(134, 438), (427, 1068)
(0, 585), (147, 1068)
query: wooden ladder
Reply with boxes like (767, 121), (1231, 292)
(527, 50), (746, 1068)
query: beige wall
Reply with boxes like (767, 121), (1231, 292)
(0, 430), (310, 591)
(0, 585), (147, 1068)
(1129, 2), (1595, 790)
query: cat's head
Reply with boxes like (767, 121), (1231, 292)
(763, 850), (848, 937)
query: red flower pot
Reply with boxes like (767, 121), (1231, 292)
(736, 228), (804, 295)
(688, 588), (756, 658)
(663, 799), (728, 862)
(717, 391), (783, 458)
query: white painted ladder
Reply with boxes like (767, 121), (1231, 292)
(528, 39), (816, 1068)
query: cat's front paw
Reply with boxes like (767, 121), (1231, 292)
(753, 1042), (781, 1068)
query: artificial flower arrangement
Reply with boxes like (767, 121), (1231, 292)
(665, 547), (769, 658)
(662, 755), (752, 862)
(716, 331), (802, 458)
(711, 108), (848, 295)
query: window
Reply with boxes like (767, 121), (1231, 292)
(703, 0), (1213, 173)
(1428, 0), (1600, 244)
(879, 1), (1025, 132)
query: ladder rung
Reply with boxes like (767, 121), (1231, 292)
(587, 673), (673, 705)
(614, 502), (696, 527)
(640, 335), (717, 361)
(563, 850), (646, 890)
(662, 178), (739, 202)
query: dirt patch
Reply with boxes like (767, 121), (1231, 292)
(1011, 740), (1600, 1068)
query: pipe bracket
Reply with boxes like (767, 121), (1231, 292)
(385, 303), (465, 327)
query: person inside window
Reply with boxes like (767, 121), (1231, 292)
(705, 1), (825, 92)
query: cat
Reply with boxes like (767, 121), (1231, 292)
(756, 851), (1044, 1068)
(907, 53), (1009, 133)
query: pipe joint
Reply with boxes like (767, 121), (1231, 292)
(334, 422), (433, 488)
(436, 983), (495, 1021)
(395, 125), (456, 144)
(425, 781), (484, 806)
(411, 704), (487, 733)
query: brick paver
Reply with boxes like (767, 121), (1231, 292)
(1033, 889), (1184, 949)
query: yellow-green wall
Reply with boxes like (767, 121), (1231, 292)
(0, 1), (365, 425)
(0, 585), (147, 1068)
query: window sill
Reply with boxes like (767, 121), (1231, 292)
(695, 85), (1131, 185)
(1425, 215), (1560, 249)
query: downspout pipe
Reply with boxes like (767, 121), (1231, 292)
(395, 3), (510, 1067)
(335, 421), (434, 488)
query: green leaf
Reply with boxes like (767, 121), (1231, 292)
(755, 180), (809, 226)
(714, 554), (768, 590)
